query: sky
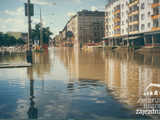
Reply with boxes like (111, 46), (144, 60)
(0, 0), (108, 37)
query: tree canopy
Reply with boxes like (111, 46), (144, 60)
(32, 23), (53, 45)
(0, 32), (25, 47)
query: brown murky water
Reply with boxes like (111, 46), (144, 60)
(0, 47), (160, 120)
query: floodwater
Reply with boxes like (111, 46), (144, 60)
(0, 47), (160, 120)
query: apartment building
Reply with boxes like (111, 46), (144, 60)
(152, 0), (160, 31)
(90, 22), (104, 43)
(105, 0), (160, 48)
(66, 10), (105, 48)
(120, 0), (129, 36)
(105, 0), (129, 46)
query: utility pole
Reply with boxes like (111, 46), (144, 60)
(27, 67), (38, 119)
(40, 8), (43, 49)
(26, 0), (33, 63)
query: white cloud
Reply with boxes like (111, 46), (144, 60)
(0, 6), (28, 32)
(72, 0), (81, 3)
(4, 7), (24, 16)
(1, 3), (51, 33)
(2, 25), (7, 29)
(32, 18), (47, 27)
(91, 6), (97, 11)
(32, 18), (40, 24)
(31, 0), (52, 6)
(5, 17), (27, 32)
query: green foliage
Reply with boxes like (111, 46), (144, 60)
(0, 32), (25, 46)
(0, 23), (52, 47)
(32, 23), (53, 45)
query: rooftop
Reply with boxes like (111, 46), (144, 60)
(78, 10), (105, 16)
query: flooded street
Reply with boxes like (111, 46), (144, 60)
(0, 48), (160, 120)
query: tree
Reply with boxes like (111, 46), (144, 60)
(0, 32), (25, 46)
(0, 33), (4, 46)
(43, 27), (52, 44)
(32, 23), (53, 45)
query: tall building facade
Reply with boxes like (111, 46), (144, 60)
(105, 0), (160, 47)
(66, 10), (105, 48)
(66, 15), (79, 47)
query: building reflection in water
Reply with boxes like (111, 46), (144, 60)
(56, 47), (160, 109)
(0, 53), (26, 64)
(2, 48), (160, 118)
(57, 47), (105, 82)
(32, 50), (51, 80)
(105, 52), (160, 108)
(27, 67), (38, 119)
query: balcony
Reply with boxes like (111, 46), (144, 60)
(128, 10), (139, 16)
(105, 15), (108, 19)
(152, 27), (160, 31)
(129, 0), (139, 8)
(152, 3), (160, 8)
(129, 30), (139, 34)
(114, 33), (121, 37)
(114, 25), (120, 30)
(152, 14), (160, 19)
(129, 21), (139, 25)
(113, 18), (120, 22)
(113, 9), (120, 15)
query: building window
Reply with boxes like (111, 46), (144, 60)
(122, 4), (124, 9)
(130, 24), (139, 32)
(126, 2), (128, 6)
(153, 0), (159, 4)
(141, 3), (145, 9)
(122, 29), (124, 34)
(141, 24), (145, 30)
(148, 11), (151, 17)
(126, 19), (128, 23)
(141, 14), (145, 20)
(126, 28), (128, 33)
(148, 23), (151, 28)
(153, 6), (160, 15)
(122, 21), (124, 25)
(122, 12), (124, 17)
(126, 10), (128, 15)
(153, 19), (160, 27)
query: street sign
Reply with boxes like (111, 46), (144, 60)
(25, 3), (34, 16)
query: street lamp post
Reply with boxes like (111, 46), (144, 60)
(36, 4), (55, 49)
(26, 0), (33, 63)
(40, 8), (43, 49)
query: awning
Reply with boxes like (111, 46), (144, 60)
(144, 31), (160, 35)
(123, 36), (141, 40)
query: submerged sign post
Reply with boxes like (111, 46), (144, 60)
(25, 0), (34, 64)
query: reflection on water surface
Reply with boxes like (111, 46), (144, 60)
(0, 48), (160, 119)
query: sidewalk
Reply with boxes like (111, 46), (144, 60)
(0, 63), (32, 69)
